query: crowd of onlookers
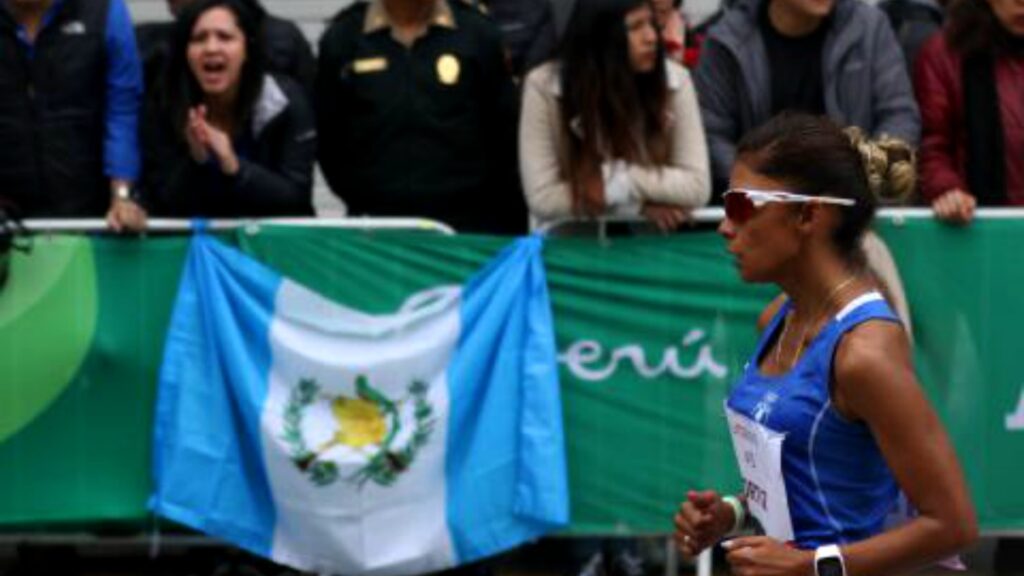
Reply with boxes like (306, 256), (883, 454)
(0, 0), (1021, 235)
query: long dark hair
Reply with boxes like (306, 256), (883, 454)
(737, 113), (915, 262)
(165, 0), (265, 138)
(559, 0), (671, 214)
(945, 0), (1016, 56)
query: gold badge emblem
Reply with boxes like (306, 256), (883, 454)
(436, 54), (460, 85)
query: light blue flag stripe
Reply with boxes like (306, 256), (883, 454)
(151, 233), (281, 557)
(447, 236), (569, 563)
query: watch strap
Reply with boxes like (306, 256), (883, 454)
(814, 544), (846, 576)
(113, 183), (132, 201)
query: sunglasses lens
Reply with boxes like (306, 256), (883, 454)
(725, 192), (755, 224)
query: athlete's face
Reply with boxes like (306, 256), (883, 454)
(718, 161), (805, 283)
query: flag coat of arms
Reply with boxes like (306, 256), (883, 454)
(151, 233), (569, 576)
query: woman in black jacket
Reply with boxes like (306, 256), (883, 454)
(140, 0), (315, 218)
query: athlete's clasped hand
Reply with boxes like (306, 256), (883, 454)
(673, 490), (733, 557)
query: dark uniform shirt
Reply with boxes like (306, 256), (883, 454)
(316, 0), (526, 234)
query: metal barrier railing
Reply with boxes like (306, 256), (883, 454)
(18, 207), (1024, 235)
(535, 207), (1024, 238)
(20, 217), (457, 235)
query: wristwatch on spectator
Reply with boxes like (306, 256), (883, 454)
(113, 182), (133, 202)
(814, 544), (846, 576)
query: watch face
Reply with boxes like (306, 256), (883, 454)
(817, 557), (844, 576)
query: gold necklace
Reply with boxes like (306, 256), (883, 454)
(774, 275), (860, 371)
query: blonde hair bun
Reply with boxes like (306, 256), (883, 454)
(844, 127), (916, 205)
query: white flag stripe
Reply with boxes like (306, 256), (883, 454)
(277, 284), (462, 338)
(261, 280), (460, 575)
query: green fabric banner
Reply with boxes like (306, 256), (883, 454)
(0, 222), (1020, 534)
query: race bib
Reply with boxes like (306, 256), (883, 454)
(725, 406), (794, 541)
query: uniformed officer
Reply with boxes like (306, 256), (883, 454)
(316, 0), (526, 234)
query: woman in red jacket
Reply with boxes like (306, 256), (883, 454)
(914, 0), (1024, 224)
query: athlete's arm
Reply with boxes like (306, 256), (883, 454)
(830, 320), (977, 576)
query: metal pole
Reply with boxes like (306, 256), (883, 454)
(697, 548), (712, 576)
(664, 537), (678, 576)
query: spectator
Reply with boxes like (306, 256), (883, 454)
(477, 0), (558, 77)
(316, 0), (526, 234)
(878, 0), (945, 71)
(653, 0), (687, 64)
(520, 0), (710, 232)
(915, 0), (1024, 224)
(0, 0), (144, 230)
(136, 0), (316, 100)
(139, 0), (315, 218)
(694, 0), (921, 199)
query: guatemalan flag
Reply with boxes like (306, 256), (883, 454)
(151, 232), (569, 576)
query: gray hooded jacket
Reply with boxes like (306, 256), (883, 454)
(694, 0), (921, 195)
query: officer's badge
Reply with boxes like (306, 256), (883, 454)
(436, 54), (461, 85)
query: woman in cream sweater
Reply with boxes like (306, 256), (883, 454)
(519, 0), (711, 231)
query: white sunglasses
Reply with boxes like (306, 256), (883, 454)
(723, 188), (855, 223)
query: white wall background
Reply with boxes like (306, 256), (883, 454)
(127, 0), (361, 45)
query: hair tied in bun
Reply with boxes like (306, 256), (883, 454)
(844, 127), (916, 205)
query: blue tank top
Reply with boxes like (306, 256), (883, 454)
(726, 292), (902, 548)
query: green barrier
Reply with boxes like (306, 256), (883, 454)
(0, 221), (1020, 534)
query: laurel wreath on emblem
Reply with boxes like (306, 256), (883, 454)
(281, 376), (435, 489)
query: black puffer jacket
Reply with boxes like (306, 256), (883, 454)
(237, 0), (316, 96)
(0, 0), (112, 216)
(140, 74), (315, 217)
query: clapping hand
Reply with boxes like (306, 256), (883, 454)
(185, 105), (239, 175)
